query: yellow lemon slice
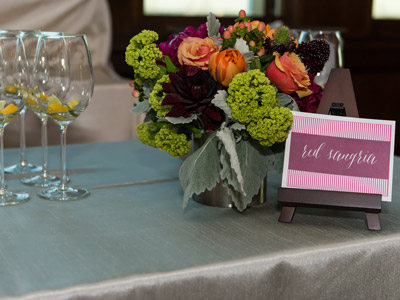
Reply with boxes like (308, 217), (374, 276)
(1, 103), (18, 115)
(48, 103), (69, 113)
(39, 92), (50, 101)
(48, 94), (62, 104)
(5, 86), (16, 93)
(67, 99), (79, 110)
(27, 96), (38, 105)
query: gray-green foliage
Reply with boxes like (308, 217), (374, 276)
(278, 92), (299, 111)
(132, 100), (150, 114)
(211, 90), (232, 120)
(179, 134), (220, 208)
(180, 126), (280, 212)
(206, 12), (221, 38)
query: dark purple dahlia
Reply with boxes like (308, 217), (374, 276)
(161, 66), (224, 131)
(295, 39), (330, 75)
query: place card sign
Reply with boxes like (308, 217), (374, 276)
(282, 111), (396, 201)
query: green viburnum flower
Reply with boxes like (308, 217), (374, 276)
(154, 124), (191, 158)
(247, 106), (293, 146)
(149, 75), (172, 118)
(131, 30), (159, 47)
(136, 122), (158, 148)
(125, 30), (162, 81)
(227, 69), (278, 124)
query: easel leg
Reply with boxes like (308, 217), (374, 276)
(279, 206), (296, 223)
(365, 213), (381, 231)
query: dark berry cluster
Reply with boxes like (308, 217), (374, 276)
(295, 39), (330, 75)
(275, 40), (297, 55)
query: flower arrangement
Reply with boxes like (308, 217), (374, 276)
(126, 10), (329, 211)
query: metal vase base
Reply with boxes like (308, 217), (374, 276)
(192, 177), (267, 209)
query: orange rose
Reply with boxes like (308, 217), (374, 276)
(209, 49), (247, 87)
(266, 52), (312, 98)
(177, 37), (219, 70)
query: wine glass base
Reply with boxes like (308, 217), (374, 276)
(0, 191), (30, 206)
(5, 163), (42, 174)
(38, 186), (90, 201)
(21, 174), (61, 187)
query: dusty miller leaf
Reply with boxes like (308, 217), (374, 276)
(142, 80), (154, 99)
(230, 123), (246, 131)
(232, 140), (277, 211)
(165, 114), (197, 124)
(278, 93), (299, 111)
(227, 187), (253, 212)
(220, 147), (242, 195)
(235, 39), (254, 68)
(206, 12), (221, 38)
(216, 127), (245, 194)
(179, 134), (220, 208)
(211, 90), (232, 120)
(132, 100), (150, 114)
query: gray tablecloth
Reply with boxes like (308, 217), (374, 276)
(1, 140), (399, 300)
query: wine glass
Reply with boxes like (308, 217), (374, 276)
(1, 30), (42, 174)
(309, 30), (344, 87)
(21, 31), (63, 187)
(34, 34), (93, 201)
(291, 29), (311, 43)
(0, 34), (30, 205)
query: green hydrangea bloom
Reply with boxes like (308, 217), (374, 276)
(131, 30), (159, 47)
(154, 124), (191, 158)
(125, 30), (162, 81)
(247, 107), (293, 146)
(136, 122), (158, 148)
(149, 75), (172, 117)
(227, 69), (278, 124)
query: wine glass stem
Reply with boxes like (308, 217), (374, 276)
(0, 128), (6, 197)
(59, 124), (68, 191)
(19, 111), (27, 168)
(41, 117), (49, 181)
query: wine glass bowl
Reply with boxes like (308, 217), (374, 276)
(34, 34), (93, 201)
(21, 32), (64, 187)
(2, 30), (42, 174)
(0, 34), (30, 205)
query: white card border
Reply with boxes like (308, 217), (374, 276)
(281, 111), (396, 201)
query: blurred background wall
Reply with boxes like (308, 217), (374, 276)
(107, 0), (400, 155)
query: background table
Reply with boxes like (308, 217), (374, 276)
(1, 140), (400, 300)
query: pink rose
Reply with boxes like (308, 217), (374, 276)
(266, 52), (312, 98)
(177, 37), (219, 70)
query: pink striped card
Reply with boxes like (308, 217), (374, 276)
(282, 111), (396, 201)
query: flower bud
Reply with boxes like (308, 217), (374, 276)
(257, 22), (266, 31)
(223, 30), (231, 39)
(257, 47), (266, 56)
(228, 25), (235, 33)
(245, 22), (252, 31)
(239, 9), (246, 18)
(129, 80), (135, 87)
(249, 41), (256, 47)
(132, 89), (140, 98)
(239, 23), (245, 29)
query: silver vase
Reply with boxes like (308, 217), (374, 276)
(192, 177), (267, 208)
